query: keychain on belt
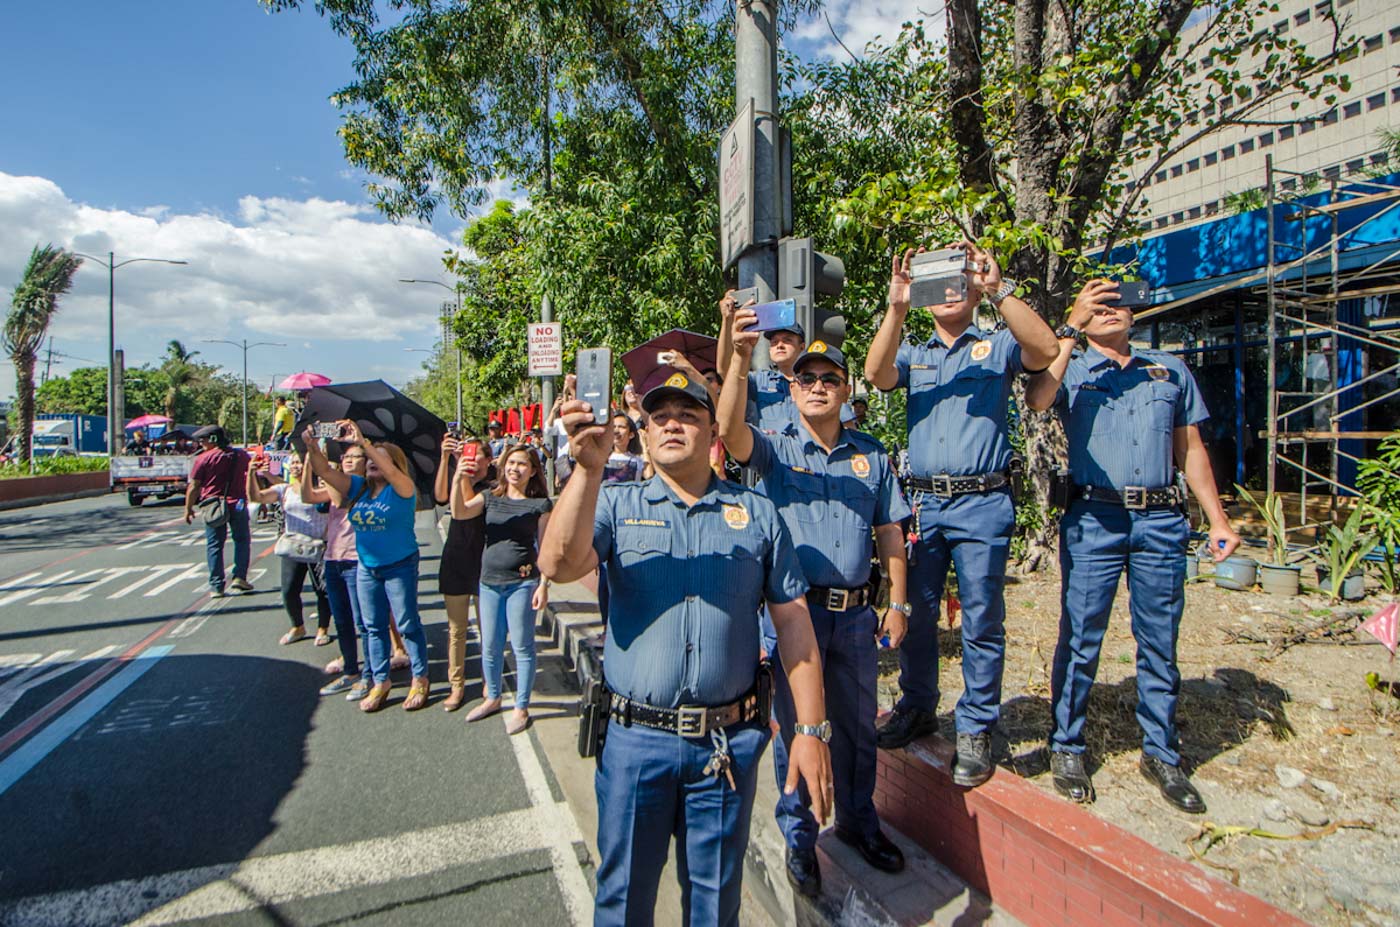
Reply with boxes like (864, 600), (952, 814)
(703, 727), (737, 790)
(906, 498), (923, 562)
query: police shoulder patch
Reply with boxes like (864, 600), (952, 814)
(970, 341), (992, 361)
(723, 503), (750, 529)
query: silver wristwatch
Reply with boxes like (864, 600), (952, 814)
(990, 279), (1018, 305)
(794, 721), (833, 743)
(888, 601), (912, 616)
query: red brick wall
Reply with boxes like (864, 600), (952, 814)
(0, 471), (108, 503)
(875, 734), (1310, 927)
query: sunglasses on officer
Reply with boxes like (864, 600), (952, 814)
(794, 372), (847, 390)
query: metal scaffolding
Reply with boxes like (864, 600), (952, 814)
(1264, 154), (1400, 546)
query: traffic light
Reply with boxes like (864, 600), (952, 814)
(778, 237), (846, 348)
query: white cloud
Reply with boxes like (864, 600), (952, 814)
(790, 0), (933, 60)
(0, 171), (465, 399)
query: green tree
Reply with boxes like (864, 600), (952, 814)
(35, 366), (110, 416)
(159, 340), (208, 422)
(5, 245), (83, 462)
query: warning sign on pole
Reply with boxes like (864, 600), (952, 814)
(527, 322), (563, 377)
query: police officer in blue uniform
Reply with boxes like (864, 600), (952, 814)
(540, 370), (834, 927)
(1026, 280), (1241, 812)
(717, 290), (805, 431)
(718, 309), (912, 896)
(864, 243), (1060, 785)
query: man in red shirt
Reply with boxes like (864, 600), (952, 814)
(184, 425), (254, 597)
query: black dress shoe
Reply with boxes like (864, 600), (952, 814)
(1050, 751), (1095, 804)
(785, 846), (821, 898)
(875, 706), (937, 750)
(1140, 754), (1207, 814)
(833, 825), (906, 873)
(952, 731), (994, 787)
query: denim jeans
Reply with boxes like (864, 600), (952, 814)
(594, 719), (769, 927)
(478, 579), (538, 709)
(356, 553), (428, 683)
(323, 559), (361, 679)
(203, 504), (250, 592)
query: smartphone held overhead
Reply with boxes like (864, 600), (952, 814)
(1106, 281), (1152, 308)
(750, 298), (797, 333)
(576, 348), (613, 426)
(908, 249), (969, 308)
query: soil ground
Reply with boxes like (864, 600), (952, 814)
(877, 566), (1400, 926)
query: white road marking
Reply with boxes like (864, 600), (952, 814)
(144, 565), (206, 597)
(117, 531), (180, 551)
(0, 572), (42, 592)
(31, 567), (148, 605)
(508, 702), (594, 927)
(169, 597), (227, 638)
(107, 565), (189, 600)
(0, 809), (569, 927)
(0, 648), (120, 726)
(0, 654), (42, 681)
(0, 571), (75, 609)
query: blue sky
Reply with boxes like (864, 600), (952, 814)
(0, 0), (925, 407)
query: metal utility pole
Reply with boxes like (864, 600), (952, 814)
(202, 339), (284, 445)
(399, 279), (463, 427)
(735, 0), (782, 313)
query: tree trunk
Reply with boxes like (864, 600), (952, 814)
(13, 353), (36, 466)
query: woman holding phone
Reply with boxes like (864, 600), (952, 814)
(456, 444), (552, 734)
(246, 454), (332, 647)
(434, 435), (494, 711)
(302, 421), (431, 713)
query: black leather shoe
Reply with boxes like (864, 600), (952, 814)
(876, 706), (937, 750)
(833, 825), (905, 873)
(952, 731), (994, 787)
(1050, 751), (1095, 804)
(1140, 754), (1207, 814)
(785, 846), (821, 898)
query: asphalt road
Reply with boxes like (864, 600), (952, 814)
(0, 494), (592, 926)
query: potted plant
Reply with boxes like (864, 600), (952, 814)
(1235, 485), (1301, 595)
(1315, 505), (1376, 602)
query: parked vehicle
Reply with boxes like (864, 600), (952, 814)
(1, 414), (108, 461)
(111, 454), (193, 506)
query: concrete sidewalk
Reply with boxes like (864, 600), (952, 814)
(530, 575), (1020, 927)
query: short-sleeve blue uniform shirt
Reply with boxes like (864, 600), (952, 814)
(592, 474), (808, 708)
(1056, 346), (1209, 491)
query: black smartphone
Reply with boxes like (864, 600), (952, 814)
(1107, 281), (1152, 308)
(729, 286), (760, 308)
(751, 298), (798, 333)
(908, 248), (968, 308)
(576, 347), (613, 426)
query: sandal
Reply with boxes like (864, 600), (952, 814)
(314, 630), (332, 647)
(359, 682), (392, 713)
(443, 684), (467, 712)
(279, 627), (308, 646)
(403, 677), (430, 711)
(390, 651), (411, 671)
(324, 657), (344, 675)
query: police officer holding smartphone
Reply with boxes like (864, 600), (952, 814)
(717, 289), (806, 432)
(539, 368), (833, 926)
(864, 243), (1059, 785)
(1025, 280), (1240, 812)
(719, 309), (912, 897)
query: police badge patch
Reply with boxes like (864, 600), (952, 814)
(723, 504), (750, 529)
(970, 341), (992, 361)
(850, 454), (871, 478)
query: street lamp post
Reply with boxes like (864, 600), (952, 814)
(73, 251), (187, 457)
(399, 278), (463, 426)
(201, 339), (285, 445)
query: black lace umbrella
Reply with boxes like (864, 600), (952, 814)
(291, 380), (445, 497)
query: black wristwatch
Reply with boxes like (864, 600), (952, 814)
(1055, 324), (1081, 341)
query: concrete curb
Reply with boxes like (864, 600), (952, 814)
(0, 488), (111, 512)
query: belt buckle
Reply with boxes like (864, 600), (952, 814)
(825, 588), (851, 611)
(1122, 486), (1147, 510)
(676, 705), (708, 737)
(931, 475), (953, 497)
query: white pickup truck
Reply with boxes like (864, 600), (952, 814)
(111, 454), (193, 506)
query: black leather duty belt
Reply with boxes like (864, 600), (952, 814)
(1077, 484), (1184, 510)
(609, 691), (761, 738)
(807, 585), (869, 612)
(908, 471), (1009, 497)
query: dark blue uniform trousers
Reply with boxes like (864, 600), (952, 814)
(1051, 500), (1188, 765)
(593, 718), (769, 927)
(896, 488), (1014, 732)
(763, 602), (879, 850)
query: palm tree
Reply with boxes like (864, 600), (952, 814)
(5, 245), (83, 463)
(161, 340), (202, 422)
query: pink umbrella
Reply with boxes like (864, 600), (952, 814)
(126, 414), (172, 429)
(278, 372), (332, 390)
